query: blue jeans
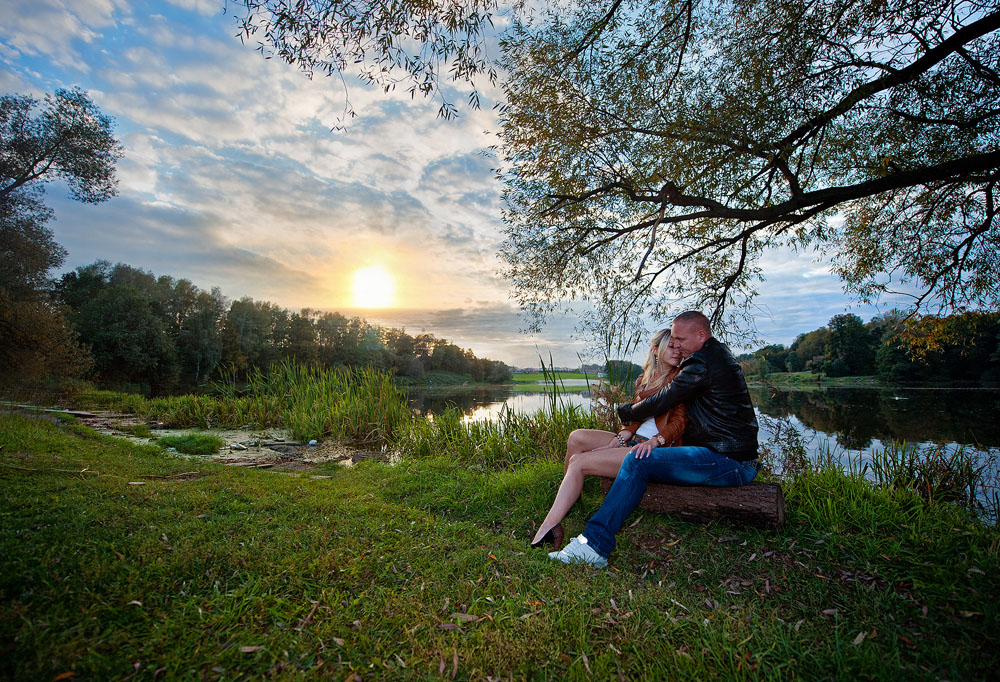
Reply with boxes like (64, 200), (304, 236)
(584, 446), (759, 558)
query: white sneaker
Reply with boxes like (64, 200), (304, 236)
(548, 535), (608, 567)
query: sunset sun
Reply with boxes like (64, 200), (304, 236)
(351, 266), (396, 308)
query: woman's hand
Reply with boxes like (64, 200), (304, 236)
(629, 438), (657, 459)
(603, 430), (632, 450)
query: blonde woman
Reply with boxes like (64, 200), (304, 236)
(531, 330), (687, 548)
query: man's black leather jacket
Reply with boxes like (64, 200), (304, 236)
(616, 337), (759, 461)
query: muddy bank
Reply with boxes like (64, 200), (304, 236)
(6, 404), (388, 473)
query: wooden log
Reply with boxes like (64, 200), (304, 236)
(600, 478), (785, 528)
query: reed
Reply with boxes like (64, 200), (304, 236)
(397, 402), (602, 470)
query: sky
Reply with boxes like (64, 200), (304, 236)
(1, 0), (912, 368)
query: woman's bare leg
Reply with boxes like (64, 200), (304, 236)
(532, 447), (630, 545)
(564, 429), (618, 469)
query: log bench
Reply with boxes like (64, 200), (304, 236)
(599, 478), (786, 528)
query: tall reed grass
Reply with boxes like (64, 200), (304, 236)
(75, 361), (411, 443)
(396, 402), (603, 470)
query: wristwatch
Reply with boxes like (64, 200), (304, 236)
(655, 434), (666, 445)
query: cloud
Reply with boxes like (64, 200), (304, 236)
(47, 192), (322, 303)
(362, 303), (591, 367)
(164, 0), (219, 17)
(0, 0), (124, 71)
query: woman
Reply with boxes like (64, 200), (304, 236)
(531, 329), (687, 548)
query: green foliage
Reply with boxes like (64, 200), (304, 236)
(52, 261), (511, 393)
(0, 88), (123, 205)
(157, 433), (224, 456)
(0, 88), (120, 388)
(117, 422), (153, 438)
(74, 285), (179, 394)
(743, 311), (1000, 385)
(496, 0), (1000, 333)
(235, 0), (499, 121)
(604, 360), (642, 388)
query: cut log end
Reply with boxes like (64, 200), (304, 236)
(600, 478), (785, 528)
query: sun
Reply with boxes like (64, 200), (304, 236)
(351, 266), (396, 308)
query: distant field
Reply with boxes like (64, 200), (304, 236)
(511, 372), (597, 383)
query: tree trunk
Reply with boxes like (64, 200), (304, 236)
(600, 478), (786, 528)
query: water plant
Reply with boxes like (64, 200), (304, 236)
(157, 434), (225, 456)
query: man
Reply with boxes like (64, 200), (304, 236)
(550, 310), (759, 567)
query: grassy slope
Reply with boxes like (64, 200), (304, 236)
(2, 413), (998, 681)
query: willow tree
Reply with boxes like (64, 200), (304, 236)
(496, 0), (1000, 335)
(236, 0), (1000, 337)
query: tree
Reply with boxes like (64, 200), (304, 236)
(75, 286), (179, 394)
(1, 88), (123, 204)
(824, 313), (875, 376)
(787, 328), (829, 373)
(234, 0), (500, 120)
(495, 0), (1000, 335)
(1, 89), (122, 385)
(239, 2), (999, 339)
(177, 289), (227, 384)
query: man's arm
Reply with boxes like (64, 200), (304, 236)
(617, 358), (709, 423)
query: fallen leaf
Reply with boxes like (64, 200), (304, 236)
(852, 631), (867, 646)
(487, 553), (497, 561)
(967, 567), (985, 575)
(717, 536), (741, 543)
(127, 600), (142, 607)
(240, 646), (265, 653)
(332, 637), (345, 646)
(437, 623), (460, 630)
(127, 482), (145, 486)
(822, 609), (838, 616)
(451, 612), (478, 622)
(52, 673), (77, 682)
(960, 610), (981, 618)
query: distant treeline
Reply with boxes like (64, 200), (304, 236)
(740, 312), (1000, 384)
(26, 261), (511, 394)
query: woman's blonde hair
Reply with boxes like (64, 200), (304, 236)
(640, 328), (671, 387)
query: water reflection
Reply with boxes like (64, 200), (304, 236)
(750, 387), (1000, 450)
(407, 387), (592, 421)
(407, 385), (1000, 450)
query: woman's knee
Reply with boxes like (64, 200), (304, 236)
(566, 452), (586, 472)
(566, 429), (588, 451)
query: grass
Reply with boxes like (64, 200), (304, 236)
(2, 410), (999, 681)
(157, 434), (225, 456)
(69, 361), (411, 445)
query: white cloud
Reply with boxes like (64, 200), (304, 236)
(164, 0), (219, 17)
(0, 0), (126, 71)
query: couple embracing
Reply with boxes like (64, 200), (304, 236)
(531, 311), (760, 567)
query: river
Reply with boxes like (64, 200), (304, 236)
(407, 383), (1000, 495)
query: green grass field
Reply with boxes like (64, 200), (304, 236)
(2, 410), (998, 680)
